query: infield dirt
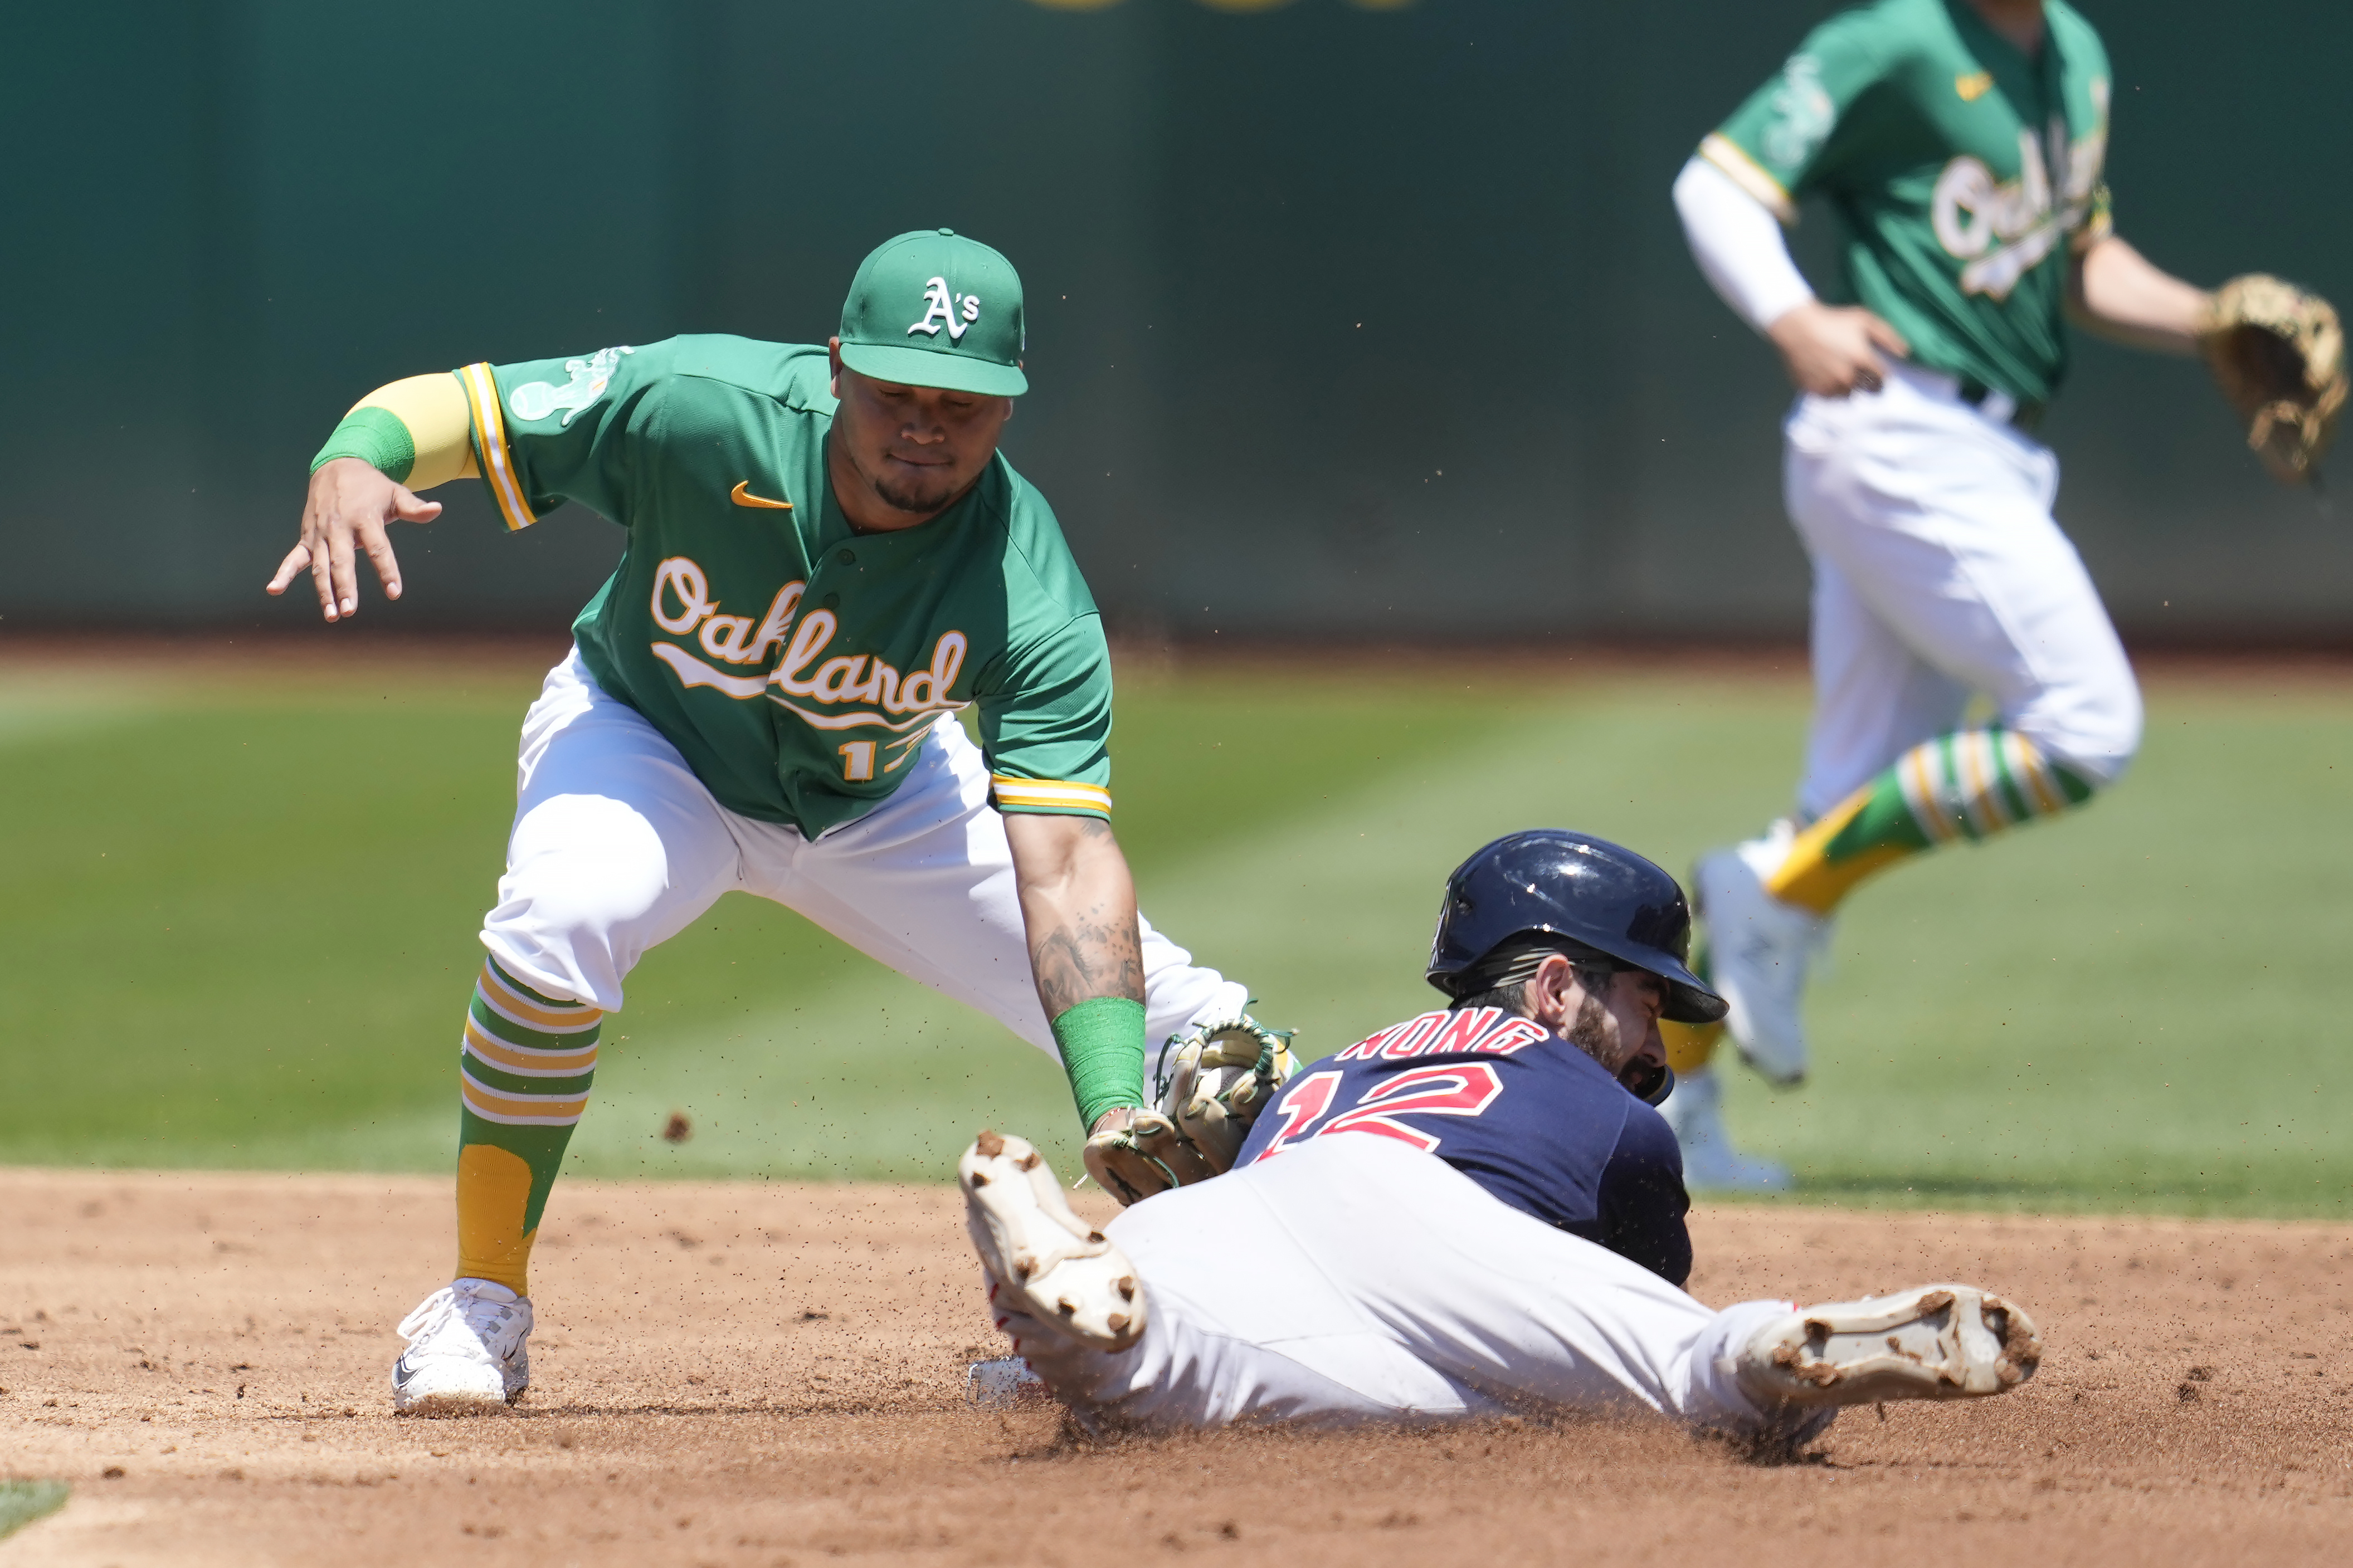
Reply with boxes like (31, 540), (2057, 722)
(2, 1169), (2347, 1566)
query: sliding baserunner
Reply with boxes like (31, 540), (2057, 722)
(958, 832), (2042, 1438)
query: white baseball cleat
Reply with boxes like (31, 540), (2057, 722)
(1694, 833), (1828, 1085)
(1660, 1068), (1792, 1193)
(1736, 1284), (2042, 1408)
(391, 1278), (532, 1414)
(959, 1129), (1147, 1352)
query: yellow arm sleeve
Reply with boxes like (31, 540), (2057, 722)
(350, 373), (479, 490)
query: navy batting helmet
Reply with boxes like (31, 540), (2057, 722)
(1425, 829), (1728, 1025)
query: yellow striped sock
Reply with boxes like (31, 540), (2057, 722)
(454, 958), (602, 1295)
(1768, 728), (2096, 915)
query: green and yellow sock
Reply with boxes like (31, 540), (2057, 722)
(1661, 1017), (1723, 1077)
(1769, 726), (2095, 916)
(1661, 937), (1724, 1076)
(454, 957), (602, 1296)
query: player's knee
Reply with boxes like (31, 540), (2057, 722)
(480, 878), (641, 1014)
(2023, 677), (2142, 795)
(490, 802), (675, 960)
(494, 852), (670, 941)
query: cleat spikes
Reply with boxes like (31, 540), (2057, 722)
(958, 1129), (1149, 1352)
(1739, 1284), (2042, 1408)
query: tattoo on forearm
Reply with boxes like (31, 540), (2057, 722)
(1029, 904), (1145, 1019)
(1016, 817), (1144, 1018)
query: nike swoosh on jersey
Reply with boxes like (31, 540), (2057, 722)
(729, 480), (793, 510)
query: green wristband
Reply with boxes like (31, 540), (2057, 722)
(310, 406), (417, 483)
(1049, 997), (1147, 1132)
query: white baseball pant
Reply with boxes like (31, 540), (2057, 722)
(1000, 1134), (1816, 1439)
(481, 648), (1246, 1048)
(1784, 360), (2143, 819)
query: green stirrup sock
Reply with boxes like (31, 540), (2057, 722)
(455, 958), (602, 1295)
(1769, 726), (2098, 915)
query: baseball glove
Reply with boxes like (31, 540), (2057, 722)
(1156, 1017), (1301, 1173)
(1079, 1018), (1300, 1206)
(1081, 1108), (1221, 1207)
(2198, 273), (2347, 485)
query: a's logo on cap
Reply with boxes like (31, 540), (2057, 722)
(907, 276), (981, 343)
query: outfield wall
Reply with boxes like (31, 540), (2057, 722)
(3, 1), (2347, 639)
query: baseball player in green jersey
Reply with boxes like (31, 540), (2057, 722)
(1662, 0), (2261, 1186)
(266, 229), (1290, 1414)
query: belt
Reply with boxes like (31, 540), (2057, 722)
(1957, 375), (2046, 433)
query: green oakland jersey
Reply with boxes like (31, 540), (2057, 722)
(452, 335), (1113, 837)
(1703, 0), (2113, 404)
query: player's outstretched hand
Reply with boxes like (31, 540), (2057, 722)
(1767, 301), (1911, 398)
(266, 457), (442, 622)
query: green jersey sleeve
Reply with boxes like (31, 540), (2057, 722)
(1702, 10), (1895, 221)
(975, 613), (1114, 820)
(455, 341), (670, 530)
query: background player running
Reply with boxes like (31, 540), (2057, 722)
(957, 831), (2041, 1439)
(269, 229), (1278, 1413)
(1658, 0), (2333, 1188)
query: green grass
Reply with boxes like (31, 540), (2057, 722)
(0, 1480), (70, 1542)
(2, 654), (2349, 1217)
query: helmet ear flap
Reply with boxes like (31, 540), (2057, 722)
(1618, 1059), (1673, 1107)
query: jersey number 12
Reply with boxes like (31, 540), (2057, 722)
(1258, 1063), (1504, 1159)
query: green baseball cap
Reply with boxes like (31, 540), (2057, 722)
(837, 229), (1028, 397)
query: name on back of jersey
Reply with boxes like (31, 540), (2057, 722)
(1249, 1008), (1552, 1164)
(1332, 1007), (1548, 1062)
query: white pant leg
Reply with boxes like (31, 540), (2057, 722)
(1799, 552), (1974, 818)
(1017, 1136), (1801, 1437)
(752, 715), (1246, 1057)
(481, 651), (747, 1010)
(1783, 369), (2143, 814)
